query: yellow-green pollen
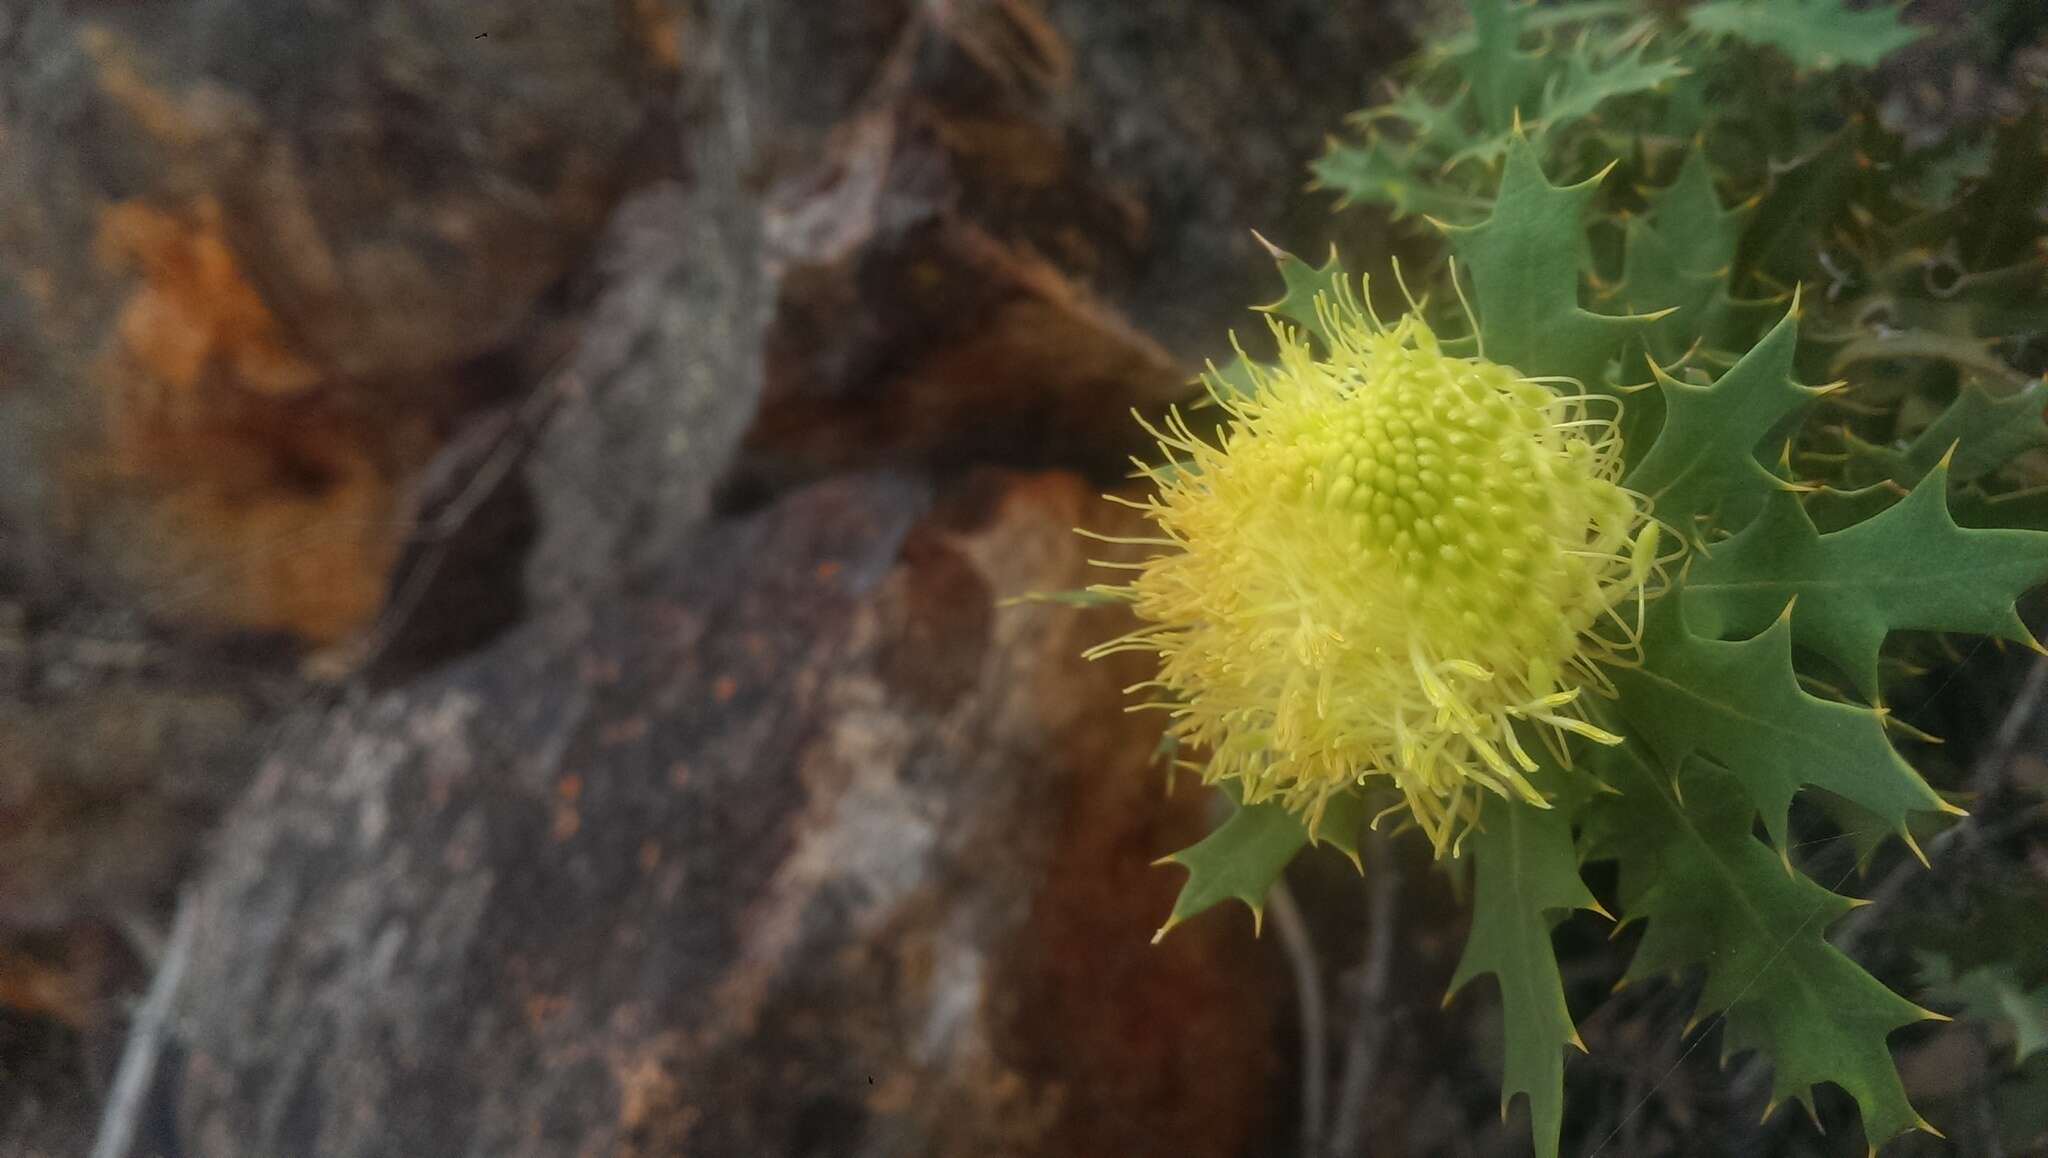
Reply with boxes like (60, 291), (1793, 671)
(1087, 290), (1658, 855)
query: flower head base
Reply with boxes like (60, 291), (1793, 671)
(1088, 288), (1659, 855)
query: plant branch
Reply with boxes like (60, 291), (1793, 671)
(1268, 878), (1326, 1158)
(1326, 839), (1401, 1158)
(91, 890), (197, 1158)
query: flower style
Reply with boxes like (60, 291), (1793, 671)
(1087, 286), (1659, 855)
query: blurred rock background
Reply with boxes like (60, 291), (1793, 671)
(0, 1), (1416, 1154)
(3, 1), (2046, 1157)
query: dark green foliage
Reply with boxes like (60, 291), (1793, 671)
(1448, 796), (1601, 1158)
(1143, 3), (2048, 1155)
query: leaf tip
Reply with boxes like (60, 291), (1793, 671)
(1902, 829), (1931, 868)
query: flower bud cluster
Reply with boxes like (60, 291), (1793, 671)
(1090, 292), (1657, 852)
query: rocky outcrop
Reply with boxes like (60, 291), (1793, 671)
(174, 468), (1277, 1158)
(0, 0), (1420, 1154)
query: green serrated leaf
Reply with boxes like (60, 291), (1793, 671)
(1449, 795), (1599, 1158)
(1686, 0), (1925, 71)
(1685, 464), (2048, 700)
(1933, 260), (2048, 340)
(1536, 40), (1689, 131)
(1369, 87), (1477, 160)
(1253, 242), (1350, 347)
(1955, 484), (2048, 532)
(1435, 0), (1637, 57)
(1901, 378), (2048, 485)
(1920, 957), (2048, 1063)
(1154, 794), (1306, 941)
(1154, 785), (1368, 940)
(1826, 323), (2027, 397)
(1900, 879), (2048, 989)
(1610, 591), (1946, 847)
(1586, 742), (1936, 1146)
(1903, 136), (1992, 210)
(1805, 788), (1896, 872)
(1625, 308), (1821, 529)
(1314, 137), (1495, 223)
(1738, 127), (1858, 291)
(1647, 152), (1746, 277)
(1446, 136), (1652, 391)
(1802, 481), (1903, 532)
(1314, 785), (1371, 872)
(1615, 151), (1746, 361)
(1999, 988), (2048, 1062)
(1463, 0), (1538, 134)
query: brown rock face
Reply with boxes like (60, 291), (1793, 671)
(0, 0), (666, 643)
(743, 0), (1414, 485)
(174, 470), (1275, 1158)
(81, 196), (419, 643)
(0, 0), (1420, 1153)
(747, 4), (1180, 482)
(2, 0), (1409, 644)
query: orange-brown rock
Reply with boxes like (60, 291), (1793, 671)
(0, 0), (668, 643)
(173, 469), (1278, 1158)
(0, 3), (1422, 1154)
(740, 0), (1413, 487)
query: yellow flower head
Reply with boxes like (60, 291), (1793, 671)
(1088, 288), (1659, 855)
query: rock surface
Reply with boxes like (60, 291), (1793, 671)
(175, 469), (1276, 1158)
(0, 0), (1426, 1154)
(0, 0), (668, 642)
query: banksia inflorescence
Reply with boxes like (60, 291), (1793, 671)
(1062, 1), (2048, 1155)
(1090, 293), (1657, 854)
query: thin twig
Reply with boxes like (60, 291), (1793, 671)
(90, 890), (198, 1158)
(1327, 840), (1401, 1158)
(1268, 879), (1326, 1158)
(330, 372), (568, 679)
